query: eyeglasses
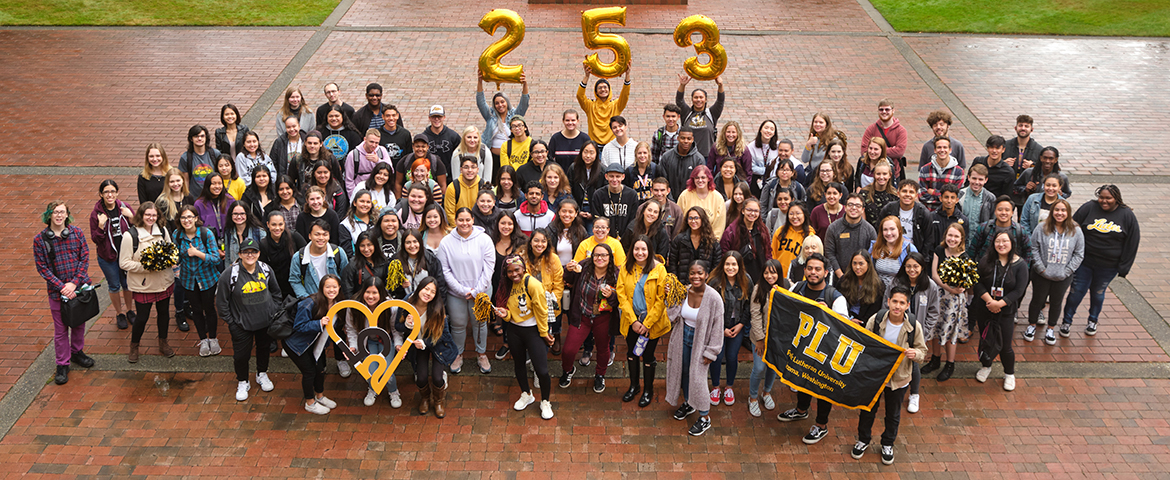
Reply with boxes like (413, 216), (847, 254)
(102, 190), (118, 195)
(878, 107), (893, 112)
(232, 212), (247, 217)
(743, 209), (760, 214)
(180, 215), (197, 220)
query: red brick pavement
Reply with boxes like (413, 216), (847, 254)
(338, 0), (881, 32)
(4, 370), (1170, 477)
(906, 36), (1170, 175)
(250, 31), (982, 165)
(0, 29), (312, 167)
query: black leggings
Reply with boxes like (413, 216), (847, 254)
(285, 345), (326, 400)
(131, 298), (171, 343)
(977, 309), (1016, 375)
(797, 392), (834, 425)
(228, 322), (272, 381)
(625, 331), (659, 362)
(506, 322), (550, 401)
(413, 351), (446, 388)
(1029, 272), (1074, 327)
(186, 287), (218, 340)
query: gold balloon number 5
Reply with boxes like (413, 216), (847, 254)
(580, 7), (631, 79)
(673, 15), (728, 81)
(478, 9), (526, 85)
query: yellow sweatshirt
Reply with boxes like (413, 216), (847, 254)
(444, 175), (482, 225)
(677, 189), (727, 239)
(576, 83), (630, 145)
(771, 225), (816, 279)
(504, 274), (549, 337)
(573, 235), (626, 267)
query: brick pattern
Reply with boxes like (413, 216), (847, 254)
(4, 370), (1170, 476)
(338, 0), (879, 32)
(531, 0), (688, 4)
(0, 29), (312, 168)
(906, 36), (1170, 175)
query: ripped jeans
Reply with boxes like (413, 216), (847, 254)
(1061, 265), (1118, 326)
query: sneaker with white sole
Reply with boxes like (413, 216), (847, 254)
(881, 445), (894, 465)
(1044, 328), (1057, 345)
(559, 368), (575, 388)
(748, 399), (762, 417)
(777, 408), (809, 422)
(907, 394), (920, 413)
(1003, 374), (1016, 391)
(338, 361), (353, 378)
(208, 338), (222, 356)
(513, 391), (535, 411)
(1059, 323), (1072, 338)
(688, 416), (711, 436)
(495, 345), (509, 360)
(802, 425), (828, 444)
(1085, 321), (1098, 336)
(316, 396), (337, 409)
(1023, 325), (1036, 342)
(975, 367), (992, 383)
(579, 353), (591, 367)
(364, 388), (376, 406)
(851, 441), (870, 459)
(762, 394), (776, 410)
(723, 388), (736, 406)
(305, 401), (330, 415)
(710, 388), (722, 405)
(450, 355), (463, 374)
(388, 390), (402, 408)
(592, 375), (605, 393)
(1038, 311), (1046, 324)
(672, 403), (696, 420)
(256, 372), (274, 392)
(608, 351), (615, 367)
(198, 339), (211, 357)
(235, 381), (250, 401)
(540, 400), (554, 420)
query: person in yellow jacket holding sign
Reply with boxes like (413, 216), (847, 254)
(493, 254), (554, 420)
(576, 63), (631, 145)
(617, 235), (670, 408)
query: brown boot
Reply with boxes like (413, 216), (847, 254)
(128, 343), (140, 363)
(158, 338), (175, 358)
(431, 379), (446, 419)
(417, 383), (431, 415)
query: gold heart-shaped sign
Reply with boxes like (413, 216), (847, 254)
(324, 299), (422, 395)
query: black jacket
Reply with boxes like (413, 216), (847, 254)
(879, 201), (931, 254)
(215, 125), (251, 158)
(667, 232), (722, 283)
(269, 130), (307, 178)
(259, 230), (307, 297)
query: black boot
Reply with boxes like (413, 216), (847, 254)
(176, 309), (190, 332)
(921, 355), (941, 374)
(638, 361), (656, 408)
(622, 359), (640, 402)
(937, 361), (955, 382)
(54, 365), (69, 385)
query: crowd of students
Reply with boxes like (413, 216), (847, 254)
(33, 76), (1141, 465)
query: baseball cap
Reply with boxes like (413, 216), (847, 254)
(412, 133), (429, 143)
(429, 105), (445, 117)
(240, 237), (260, 252)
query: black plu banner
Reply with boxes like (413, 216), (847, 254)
(762, 287), (905, 411)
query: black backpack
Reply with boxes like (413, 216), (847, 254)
(127, 225), (171, 255)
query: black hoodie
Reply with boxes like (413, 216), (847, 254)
(1073, 200), (1140, 277)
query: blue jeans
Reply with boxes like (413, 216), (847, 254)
(749, 349), (776, 400)
(679, 324), (707, 416)
(365, 339), (398, 394)
(710, 325), (748, 386)
(97, 256), (127, 293)
(1061, 264), (1118, 325)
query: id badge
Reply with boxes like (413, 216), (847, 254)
(991, 287), (1004, 298)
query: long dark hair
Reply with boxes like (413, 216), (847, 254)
(396, 230), (427, 277)
(581, 243), (618, 286)
(549, 198), (587, 254)
(242, 165), (277, 204)
(779, 202), (811, 242)
(198, 172), (231, 211)
(496, 165), (522, 202)
(978, 231), (1017, 277)
(310, 274), (343, 320)
(894, 252), (930, 293)
(838, 250), (882, 305)
(350, 276), (391, 331)
(753, 259), (785, 306)
(629, 199), (664, 244)
(321, 103), (358, 132)
(265, 210), (298, 257)
(624, 234), (659, 274)
(406, 276), (446, 342)
(353, 230), (386, 268)
(524, 228), (556, 270)
(226, 200), (260, 231)
(754, 119), (778, 150)
(494, 254), (528, 306)
(708, 250), (751, 300)
(572, 141), (603, 190)
(309, 160), (343, 200)
(492, 209), (527, 251)
(682, 206), (716, 245)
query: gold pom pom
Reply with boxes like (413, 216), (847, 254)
(473, 293), (493, 323)
(664, 273), (687, 307)
(385, 259), (405, 291)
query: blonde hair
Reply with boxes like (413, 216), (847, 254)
(715, 121), (747, 158)
(799, 235), (823, 262)
(141, 143), (171, 180)
(456, 125), (482, 156)
(155, 168), (188, 224)
(540, 163), (572, 199)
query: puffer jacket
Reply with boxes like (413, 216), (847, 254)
(667, 231), (722, 284)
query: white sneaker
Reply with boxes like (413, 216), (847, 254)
(280, 347), (288, 358)
(762, 394), (776, 410)
(533, 374), (540, 390)
(256, 372), (274, 392)
(540, 400), (554, 420)
(338, 361), (353, 378)
(389, 390), (402, 408)
(513, 391), (535, 411)
(198, 339), (211, 357)
(316, 396), (337, 409)
(975, 367), (992, 383)
(748, 399), (762, 417)
(907, 394), (920, 413)
(208, 338), (222, 356)
(235, 381), (250, 401)
(1003, 374), (1016, 391)
(364, 388), (376, 406)
(305, 401), (330, 415)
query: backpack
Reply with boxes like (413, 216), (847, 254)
(522, 276), (558, 325)
(352, 147), (389, 182)
(794, 281), (843, 309)
(453, 176), (487, 202)
(127, 225), (171, 255)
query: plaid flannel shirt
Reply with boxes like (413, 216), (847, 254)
(173, 227), (222, 292)
(33, 225), (91, 296)
(918, 156), (966, 211)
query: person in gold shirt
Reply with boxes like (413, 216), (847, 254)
(493, 254), (554, 420)
(576, 63), (631, 145)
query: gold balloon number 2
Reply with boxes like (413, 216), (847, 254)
(478, 9), (728, 83)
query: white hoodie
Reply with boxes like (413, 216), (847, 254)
(437, 225), (495, 297)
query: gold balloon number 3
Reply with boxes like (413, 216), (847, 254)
(478, 9), (526, 84)
(580, 7), (631, 79)
(673, 15), (727, 81)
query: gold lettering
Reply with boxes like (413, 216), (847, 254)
(802, 321), (831, 363)
(829, 336), (865, 375)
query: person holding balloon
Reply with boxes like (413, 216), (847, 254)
(577, 62), (631, 145)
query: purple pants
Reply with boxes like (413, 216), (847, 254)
(49, 295), (85, 366)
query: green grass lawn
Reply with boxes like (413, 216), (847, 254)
(872, 0), (1170, 37)
(0, 0), (340, 26)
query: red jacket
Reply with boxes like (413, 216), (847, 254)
(861, 118), (908, 160)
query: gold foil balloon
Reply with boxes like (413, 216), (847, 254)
(478, 9), (526, 84)
(580, 6), (631, 78)
(673, 15), (728, 81)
